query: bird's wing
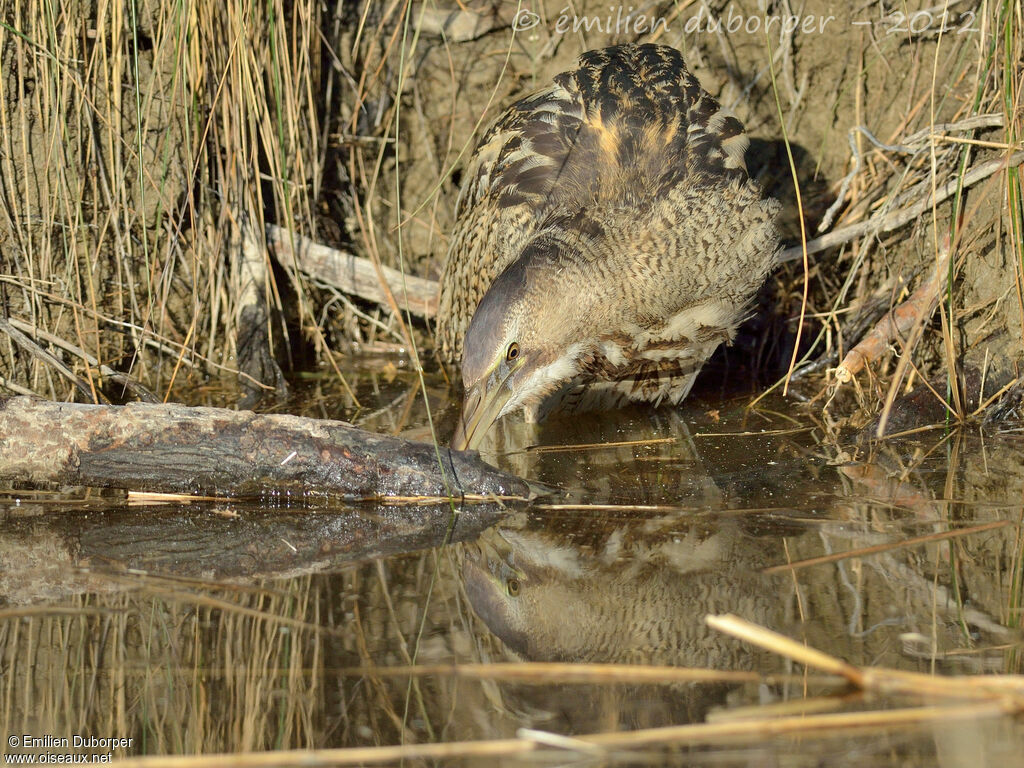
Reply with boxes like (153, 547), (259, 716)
(437, 44), (754, 363)
(436, 81), (586, 362)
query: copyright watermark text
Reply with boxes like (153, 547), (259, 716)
(511, 4), (979, 40)
(5, 734), (133, 764)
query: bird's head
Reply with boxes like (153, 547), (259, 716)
(461, 528), (590, 661)
(451, 245), (588, 451)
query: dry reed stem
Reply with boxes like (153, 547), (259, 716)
(120, 491), (526, 506)
(515, 437), (677, 454)
(707, 614), (864, 684)
(362, 493), (526, 505)
(330, 661), (843, 687)
(530, 503), (800, 516)
(707, 614), (1024, 703)
(762, 519), (1014, 574)
(126, 492), (228, 504)
(692, 426), (814, 437)
(532, 503), (698, 513)
(705, 692), (857, 722)
(105, 703), (1013, 767)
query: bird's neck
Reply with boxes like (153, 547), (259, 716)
(521, 223), (595, 270)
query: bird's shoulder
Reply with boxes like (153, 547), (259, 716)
(456, 43), (750, 224)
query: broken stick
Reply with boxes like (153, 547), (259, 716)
(266, 225), (439, 318)
(834, 236), (952, 384)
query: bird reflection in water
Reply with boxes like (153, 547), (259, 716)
(459, 512), (788, 728)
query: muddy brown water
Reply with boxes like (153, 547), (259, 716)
(1, 367), (1022, 766)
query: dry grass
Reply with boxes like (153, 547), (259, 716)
(0, 578), (324, 757)
(0, 0), (1018, 426)
(0, 0), (326, 401)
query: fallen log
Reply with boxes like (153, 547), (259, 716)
(0, 397), (528, 502)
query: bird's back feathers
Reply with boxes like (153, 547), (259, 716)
(438, 43), (779, 411)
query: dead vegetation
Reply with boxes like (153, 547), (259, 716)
(0, 0), (1020, 434)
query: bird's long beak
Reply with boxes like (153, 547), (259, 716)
(451, 362), (520, 451)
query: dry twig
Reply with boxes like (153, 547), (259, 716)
(834, 235), (952, 384)
(780, 151), (1024, 263)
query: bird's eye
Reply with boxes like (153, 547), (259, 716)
(506, 342), (520, 362)
(506, 578), (520, 596)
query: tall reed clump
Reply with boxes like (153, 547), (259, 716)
(0, 577), (324, 756)
(0, 0), (1020, 417)
(0, 0), (328, 402)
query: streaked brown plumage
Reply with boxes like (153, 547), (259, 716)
(439, 44), (780, 450)
(462, 520), (778, 668)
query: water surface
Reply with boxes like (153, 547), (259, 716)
(1, 366), (1022, 766)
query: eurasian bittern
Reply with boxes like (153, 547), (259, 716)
(438, 44), (780, 451)
(462, 522), (777, 666)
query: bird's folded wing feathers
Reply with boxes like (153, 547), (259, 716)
(438, 45), (759, 363)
